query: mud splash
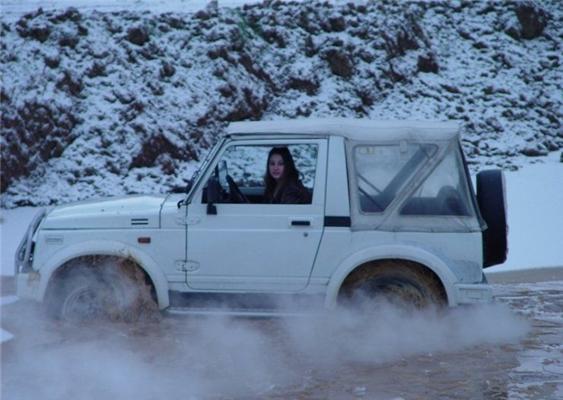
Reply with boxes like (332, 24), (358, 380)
(1, 289), (537, 400)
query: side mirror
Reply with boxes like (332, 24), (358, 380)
(206, 176), (221, 215)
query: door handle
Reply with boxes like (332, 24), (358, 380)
(291, 220), (311, 227)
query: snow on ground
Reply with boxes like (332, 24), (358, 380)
(0, 207), (40, 277)
(1, 151), (562, 277)
(1, 278), (558, 398)
(486, 151), (563, 274)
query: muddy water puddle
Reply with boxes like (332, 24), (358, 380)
(1, 281), (562, 400)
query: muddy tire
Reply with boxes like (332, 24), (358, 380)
(340, 260), (447, 310)
(47, 258), (159, 322)
(57, 267), (117, 321)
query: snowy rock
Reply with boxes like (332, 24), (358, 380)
(20, 21), (51, 42)
(515, 1), (548, 40)
(130, 134), (186, 169)
(0, 98), (78, 192)
(505, 24), (521, 40)
(0, 0), (561, 207)
(51, 7), (82, 24)
(323, 48), (354, 79)
(56, 70), (83, 97)
(324, 15), (346, 33)
(58, 30), (79, 48)
(159, 62), (176, 78)
(417, 52), (439, 73)
(195, 0), (218, 20)
(522, 146), (548, 157)
(127, 25), (150, 46)
(87, 61), (106, 78)
(44, 52), (60, 68)
(287, 77), (320, 96)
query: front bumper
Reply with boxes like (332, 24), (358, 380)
(16, 272), (42, 301)
(454, 283), (493, 305)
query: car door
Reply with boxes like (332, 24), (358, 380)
(185, 138), (327, 292)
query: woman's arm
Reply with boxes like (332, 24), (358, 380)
(280, 182), (311, 204)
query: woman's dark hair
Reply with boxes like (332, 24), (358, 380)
(264, 147), (299, 201)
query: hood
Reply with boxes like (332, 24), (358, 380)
(41, 195), (167, 230)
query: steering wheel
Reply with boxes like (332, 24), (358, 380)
(216, 160), (249, 203)
(227, 175), (249, 203)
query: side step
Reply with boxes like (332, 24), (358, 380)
(166, 291), (326, 318)
(165, 307), (321, 318)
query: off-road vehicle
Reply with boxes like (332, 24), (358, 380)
(16, 119), (507, 319)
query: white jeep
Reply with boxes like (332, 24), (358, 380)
(15, 119), (507, 319)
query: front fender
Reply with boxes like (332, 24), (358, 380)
(37, 240), (170, 309)
(324, 244), (459, 308)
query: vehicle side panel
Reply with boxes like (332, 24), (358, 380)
(312, 230), (484, 306)
(325, 136), (350, 218)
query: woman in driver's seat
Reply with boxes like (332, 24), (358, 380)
(264, 147), (311, 204)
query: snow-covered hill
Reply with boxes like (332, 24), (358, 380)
(1, 0), (561, 207)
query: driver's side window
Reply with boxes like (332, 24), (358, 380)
(202, 143), (318, 204)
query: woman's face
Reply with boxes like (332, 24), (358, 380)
(268, 153), (285, 181)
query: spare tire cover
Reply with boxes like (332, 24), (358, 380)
(476, 170), (508, 267)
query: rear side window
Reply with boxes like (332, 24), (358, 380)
(354, 143), (436, 213)
(401, 148), (474, 216)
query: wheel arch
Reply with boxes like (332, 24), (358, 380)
(324, 245), (458, 308)
(38, 240), (170, 309)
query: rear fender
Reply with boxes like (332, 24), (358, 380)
(325, 245), (458, 308)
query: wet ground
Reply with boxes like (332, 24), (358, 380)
(1, 279), (562, 400)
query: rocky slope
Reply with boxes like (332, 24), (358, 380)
(1, 0), (561, 207)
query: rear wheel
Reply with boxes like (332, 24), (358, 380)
(340, 261), (447, 311)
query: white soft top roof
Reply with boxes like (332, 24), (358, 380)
(228, 118), (460, 141)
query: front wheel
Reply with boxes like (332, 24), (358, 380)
(48, 259), (158, 322)
(59, 272), (115, 321)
